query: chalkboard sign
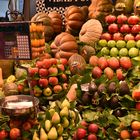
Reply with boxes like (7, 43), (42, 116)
(0, 22), (32, 60)
(36, 0), (90, 19)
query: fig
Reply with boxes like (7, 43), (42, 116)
(113, 108), (127, 117)
(108, 82), (117, 94)
(81, 91), (91, 105)
(92, 92), (100, 106)
(89, 81), (97, 93)
(98, 83), (106, 93)
(109, 95), (120, 109)
(119, 81), (130, 96)
(99, 95), (108, 107)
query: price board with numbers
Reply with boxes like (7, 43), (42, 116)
(0, 21), (32, 60)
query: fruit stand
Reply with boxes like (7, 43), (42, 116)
(0, 0), (140, 139)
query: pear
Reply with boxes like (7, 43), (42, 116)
(70, 119), (76, 127)
(61, 99), (70, 109)
(40, 127), (48, 140)
(57, 124), (64, 135)
(62, 117), (69, 128)
(45, 120), (52, 132)
(49, 108), (55, 117)
(52, 112), (60, 124)
(48, 126), (58, 140)
(69, 110), (76, 120)
(58, 136), (63, 140)
(60, 106), (69, 117)
(32, 131), (39, 140)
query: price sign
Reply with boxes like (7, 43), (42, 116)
(0, 22), (32, 60)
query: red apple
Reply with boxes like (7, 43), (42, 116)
(80, 120), (88, 127)
(136, 102), (140, 111)
(105, 15), (116, 24)
(17, 84), (24, 93)
(39, 68), (48, 77)
(38, 78), (48, 88)
(92, 66), (102, 79)
(88, 123), (99, 133)
(98, 57), (108, 70)
(108, 57), (120, 70)
(43, 59), (52, 69)
(120, 57), (132, 70)
(59, 73), (67, 82)
(100, 32), (112, 41)
(28, 67), (38, 77)
(128, 15), (140, 25)
(89, 55), (99, 66)
(120, 24), (131, 33)
(22, 121), (32, 131)
(76, 128), (87, 139)
(108, 23), (119, 33)
(35, 60), (44, 68)
(132, 89), (140, 100)
(113, 32), (123, 41)
(53, 85), (63, 93)
(117, 14), (128, 24)
(124, 34), (135, 41)
(30, 79), (38, 88)
(48, 67), (58, 76)
(0, 130), (8, 140)
(135, 34), (140, 41)
(104, 67), (114, 80)
(131, 130), (140, 138)
(88, 134), (97, 140)
(10, 128), (21, 140)
(58, 58), (68, 65)
(57, 64), (65, 71)
(49, 58), (57, 65)
(131, 24), (140, 34)
(116, 68), (125, 81)
(48, 77), (59, 86)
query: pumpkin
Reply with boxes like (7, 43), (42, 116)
(134, 0), (140, 15)
(48, 11), (63, 35)
(50, 32), (78, 59)
(31, 12), (54, 42)
(88, 0), (113, 20)
(115, 0), (134, 15)
(65, 5), (88, 35)
(68, 53), (86, 75)
(79, 19), (103, 44)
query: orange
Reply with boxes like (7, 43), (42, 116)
(131, 121), (140, 130)
(120, 129), (130, 139)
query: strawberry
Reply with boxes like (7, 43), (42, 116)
(92, 66), (102, 78)
(108, 57), (120, 70)
(98, 57), (108, 70)
(104, 67), (114, 80)
(120, 57), (132, 70)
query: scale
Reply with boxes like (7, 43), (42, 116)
(0, 21), (39, 119)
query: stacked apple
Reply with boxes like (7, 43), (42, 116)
(99, 14), (140, 58)
(32, 98), (80, 140)
(89, 56), (132, 80)
(17, 58), (69, 97)
(73, 120), (100, 140)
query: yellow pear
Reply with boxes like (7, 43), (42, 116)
(45, 120), (52, 132)
(51, 112), (60, 124)
(69, 110), (76, 120)
(49, 108), (55, 117)
(40, 127), (48, 140)
(57, 124), (64, 135)
(48, 126), (58, 140)
(70, 119), (76, 127)
(60, 106), (69, 117)
(62, 117), (69, 128)
(58, 136), (63, 140)
(32, 131), (39, 140)
(61, 99), (70, 109)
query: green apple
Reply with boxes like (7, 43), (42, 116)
(116, 40), (126, 49)
(119, 48), (128, 56)
(126, 40), (136, 49)
(43, 87), (52, 96)
(98, 39), (108, 47)
(136, 40), (140, 48)
(128, 47), (139, 57)
(101, 47), (110, 56)
(107, 40), (116, 48)
(110, 47), (119, 57)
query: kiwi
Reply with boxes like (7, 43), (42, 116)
(119, 81), (130, 96)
